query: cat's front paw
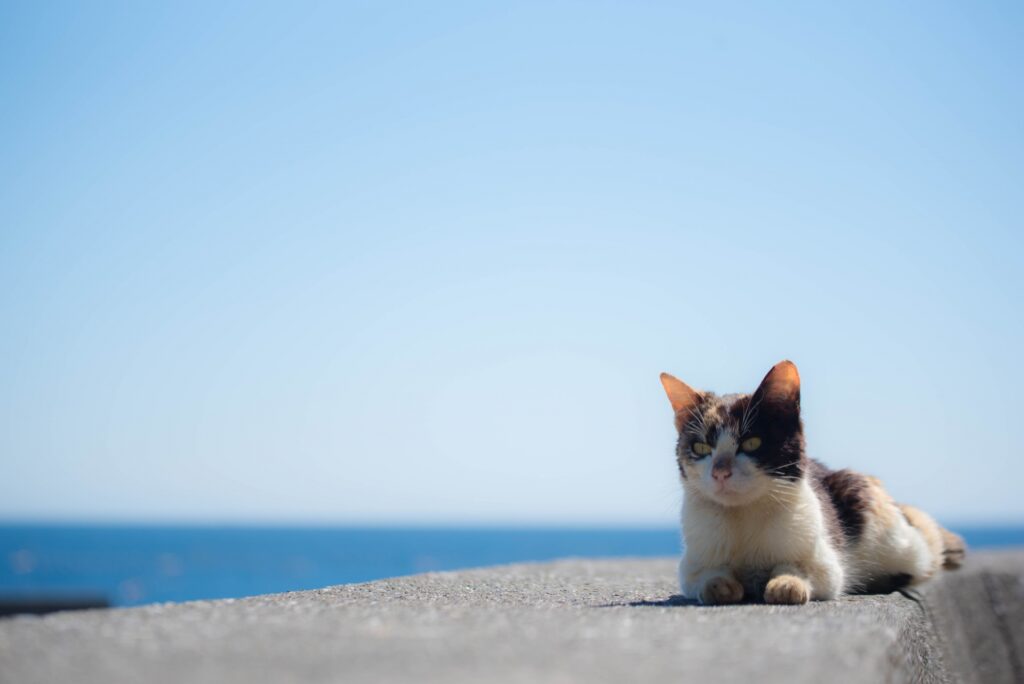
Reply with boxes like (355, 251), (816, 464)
(699, 575), (744, 605)
(764, 574), (810, 605)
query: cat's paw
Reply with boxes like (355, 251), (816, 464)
(764, 574), (810, 605)
(699, 575), (744, 605)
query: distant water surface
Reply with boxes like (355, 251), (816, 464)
(1, 524), (1020, 607)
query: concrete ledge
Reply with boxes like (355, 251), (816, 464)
(1, 550), (1021, 684)
(912, 550), (1024, 684)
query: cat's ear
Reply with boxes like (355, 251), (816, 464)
(660, 372), (701, 431)
(752, 360), (800, 410)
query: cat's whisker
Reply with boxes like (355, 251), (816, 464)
(767, 459), (803, 475)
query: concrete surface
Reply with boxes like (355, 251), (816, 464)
(1, 550), (1021, 684)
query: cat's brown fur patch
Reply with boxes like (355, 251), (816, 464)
(864, 476), (900, 528)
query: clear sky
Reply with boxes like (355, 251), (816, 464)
(1, 1), (1022, 525)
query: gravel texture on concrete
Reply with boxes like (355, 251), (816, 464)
(1, 550), (1021, 684)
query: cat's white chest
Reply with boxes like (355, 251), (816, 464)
(682, 481), (822, 572)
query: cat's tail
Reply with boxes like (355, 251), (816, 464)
(938, 526), (966, 570)
(899, 504), (966, 572)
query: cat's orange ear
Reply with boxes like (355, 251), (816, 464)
(753, 360), (801, 405)
(660, 372), (701, 431)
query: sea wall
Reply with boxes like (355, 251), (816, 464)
(1, 550), (1021, 683)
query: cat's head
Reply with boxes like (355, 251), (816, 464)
(659, 360), (805, 507)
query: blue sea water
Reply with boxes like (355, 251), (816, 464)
(1, 524), (1021, 607)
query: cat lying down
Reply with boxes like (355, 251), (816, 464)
(660, 360), (965, 605)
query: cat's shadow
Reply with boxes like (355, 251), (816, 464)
(604, 589), (910, 609)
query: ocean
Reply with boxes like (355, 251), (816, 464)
(2, 524), (1021, 608)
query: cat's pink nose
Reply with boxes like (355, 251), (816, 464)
(711, 459), (733, 482)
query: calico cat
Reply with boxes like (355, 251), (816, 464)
(660, 360), (965, 605)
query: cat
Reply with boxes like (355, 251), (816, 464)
(660, 360), (965, 605)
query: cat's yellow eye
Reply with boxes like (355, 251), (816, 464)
(692, 442), (712, 456)
(741, 437), (762, 452)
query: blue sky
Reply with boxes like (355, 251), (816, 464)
(1, 1), (1022, 525)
